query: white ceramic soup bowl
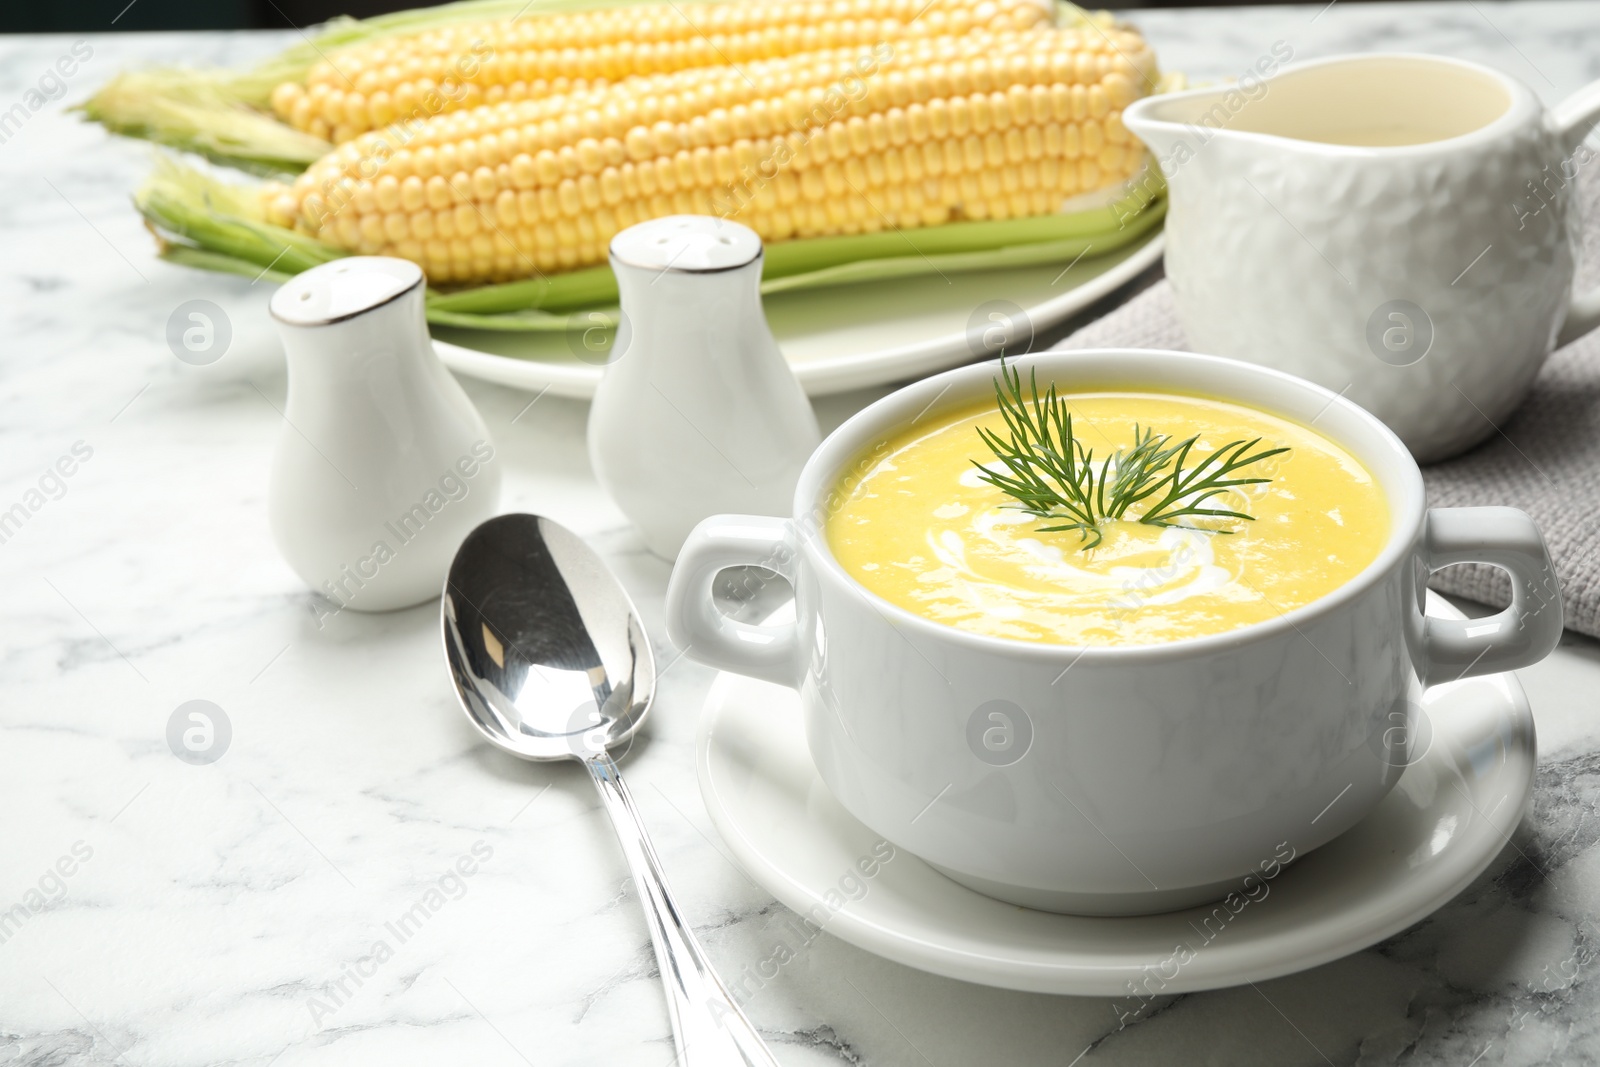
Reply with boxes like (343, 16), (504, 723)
(664, 350), (1563, 915)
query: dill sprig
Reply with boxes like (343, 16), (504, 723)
(973, 361), (1290, 550)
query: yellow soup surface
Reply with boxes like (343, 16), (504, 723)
(826, 391), (1390, 646)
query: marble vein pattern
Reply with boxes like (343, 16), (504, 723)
(3, 3), (1600, 1065)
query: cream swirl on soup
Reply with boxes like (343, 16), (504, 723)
(827, 391), (1388, 646)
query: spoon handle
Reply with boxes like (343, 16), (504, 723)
(585, 754), (781, 1067)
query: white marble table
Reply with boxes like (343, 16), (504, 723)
(4, 4), (1600, 1064)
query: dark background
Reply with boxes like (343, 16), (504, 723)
(4, 0), (1434, 33)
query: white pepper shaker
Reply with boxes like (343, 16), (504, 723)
(588, 216), (820, 560)
(267, 257), (501, 614)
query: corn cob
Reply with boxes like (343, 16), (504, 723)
(263, 23), (1156, 285)
(269, 0), (1054, 142)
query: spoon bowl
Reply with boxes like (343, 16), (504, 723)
(444, 514), (652, 762)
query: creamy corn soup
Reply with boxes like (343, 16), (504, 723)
(826, 391), (1389, 645)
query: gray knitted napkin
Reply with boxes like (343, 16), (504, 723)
(1056, 170), (1600, 637)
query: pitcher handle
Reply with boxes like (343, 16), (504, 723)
(1552, 79), (1600, 347)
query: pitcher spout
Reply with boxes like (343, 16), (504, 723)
(1122, 84), (1263, 168)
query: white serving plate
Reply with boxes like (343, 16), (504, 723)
(434, 231), (1164, 399)
(695, 594), (1536, 996)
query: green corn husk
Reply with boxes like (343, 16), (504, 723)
(425, 196), (1167, 328)
(137, 155), (1165, 330)
(136, 158), (344, 274)
(83, 70), (330, 176)
(423, 206), (1165, 330)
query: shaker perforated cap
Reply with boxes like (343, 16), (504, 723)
(269, 256), (424, 327)
(608, 216), (762, 273)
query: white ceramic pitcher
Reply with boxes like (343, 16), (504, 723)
(1124, 54), (1600, 462)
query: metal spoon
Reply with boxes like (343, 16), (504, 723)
(442, 513), (778, 1067)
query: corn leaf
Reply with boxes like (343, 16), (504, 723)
(159, 244), (298, 284)
(135, 158), (342, 273)
(422, 207), (1165, 331)
(760, 201), (1165, 294)
(427, 182), (1165, 314)
(82, 70), (331, 176)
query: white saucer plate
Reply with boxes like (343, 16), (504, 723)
(695, 593), (1536, 996)
(434, 232), (1164, 399)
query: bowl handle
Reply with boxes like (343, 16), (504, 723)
(665, 514), (803, 689)
(1419, 507), (1563, 685)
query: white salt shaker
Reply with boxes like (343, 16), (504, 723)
(588, 216), (820, 560)
(268, 257), (501, 614)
